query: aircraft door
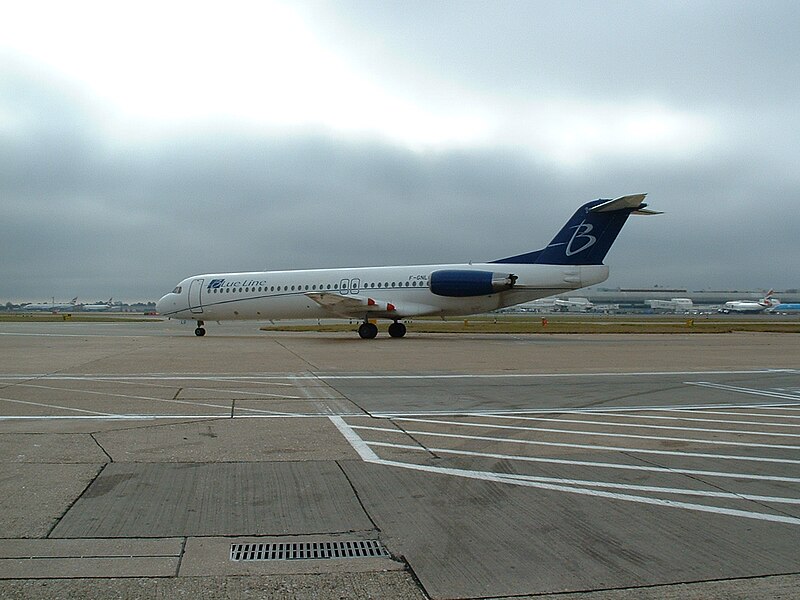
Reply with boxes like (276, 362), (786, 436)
(350, 278), (360, 295)
(189, 278), (204, 314)
(339, 278), (350, 295)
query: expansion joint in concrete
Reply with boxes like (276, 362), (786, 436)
(45, 463), (108, 539)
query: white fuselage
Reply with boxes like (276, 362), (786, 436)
(156, 262), (610, 322)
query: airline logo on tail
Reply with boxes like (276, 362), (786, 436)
(565, 221), (596, 257)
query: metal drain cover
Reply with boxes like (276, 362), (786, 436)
(230, 540), (390, 561)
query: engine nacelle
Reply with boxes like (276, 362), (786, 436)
(430, 270), (517, 297)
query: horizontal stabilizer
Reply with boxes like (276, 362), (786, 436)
(589, 194), (647, 212)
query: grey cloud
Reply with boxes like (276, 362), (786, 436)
(2, 0), (799, 302)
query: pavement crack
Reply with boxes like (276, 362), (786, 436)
(272, 339), (320, 370)
(619, 451), (800, 520)
(391, 419), (440, 459)
(90, 432), (113, 462)
(335, 460), (381, 533)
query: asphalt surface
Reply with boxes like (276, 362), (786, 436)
(1, 319), (799, 599)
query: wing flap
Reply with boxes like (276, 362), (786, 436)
(306, 292), (440, 319)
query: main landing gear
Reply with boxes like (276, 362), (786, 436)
(195, 320), (206, 336)
(388, 321), (407, 338)
(358, 322), (378, 339)
(358, 320), (406, 339)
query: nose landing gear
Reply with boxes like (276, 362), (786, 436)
(195, 321), (206, 336)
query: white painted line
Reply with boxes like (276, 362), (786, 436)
(373, 400), (800, 418)
(666, 408), (800, 420)
(369, 441), (800, 502)
(366, 441), (800, 484)
(687, 382), (800, 403)
(329, 416), (380, 461)
(70, 375), (301, 398)
(390, 417), (800, 450)
(0, 412), (365, 420)
(333, 417), (800, 526)
(0, 396), (114, 416)
(0, 368), (795, 381)
(352, 425), (800, 465)
(467, 413), (800, 438)
(11, 382), (238, 413)
(567, 410), (800, 429)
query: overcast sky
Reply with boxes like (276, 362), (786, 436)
(2, 0), (798, 302)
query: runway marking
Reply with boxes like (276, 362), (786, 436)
(4, 382), (310, 417)
(389, 417), (800, 449)
(364, 441), (800, 483)
(0, 412), (365, 420)
(332, 417), (800, 526)
(369, 442), (800, 500)
(485, 413), (800, 437)
(67, 375), (302, 399)
(0, 396), (113, 416)
(351, 425), (800, 465)
(0, 368), (795, 381)
(687, 382), (800, 402)
(563, 410), (800, 428)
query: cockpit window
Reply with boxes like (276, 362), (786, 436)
(172, 286), (182, 294)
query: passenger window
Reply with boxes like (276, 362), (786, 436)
(377, 283), (382, 288)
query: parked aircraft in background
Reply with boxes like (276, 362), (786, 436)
(649, 298), (693, 313)
(718, 291), (780, 313)
(19, 297), (78, 311)
(157, 194), (658, 338)
(82, 298), (114, 311)
(554, 297), (594, 312)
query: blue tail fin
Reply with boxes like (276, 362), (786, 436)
(492, 194), (653, 265)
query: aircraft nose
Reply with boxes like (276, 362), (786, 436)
(155, 294), (171, 316)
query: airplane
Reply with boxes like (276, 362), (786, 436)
(20, 297), (78, 311)
(82, 298), (114, 311)
(156, 194), (658, 339)
(718, 290), (780, 314)
(767, 303), (800, 314)
(553, 297), (594, 312)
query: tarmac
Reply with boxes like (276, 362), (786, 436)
(1, 319), (799, 599)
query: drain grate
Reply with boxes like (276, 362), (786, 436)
(230, 540), (390, 562)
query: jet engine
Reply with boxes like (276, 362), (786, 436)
(430, 270), (517, 297)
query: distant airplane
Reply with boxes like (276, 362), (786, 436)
(768, 303), (800, 314)
(82, 298), (113, 311)
(554, 297), (594, 312)
(157, 194), (658, 338)
(718, 291), (780, 313)
(20, 297), (78, 311)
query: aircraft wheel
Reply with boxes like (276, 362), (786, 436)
(358, 323), (378, 339)
(388, 322), (406, 338)
(195, 327), (206, 336)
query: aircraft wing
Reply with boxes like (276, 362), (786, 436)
(305, 293), (440, 319)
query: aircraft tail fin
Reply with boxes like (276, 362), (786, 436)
(492, 194), (658, 265)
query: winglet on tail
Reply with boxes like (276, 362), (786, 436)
(492, 194), (658, 266)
